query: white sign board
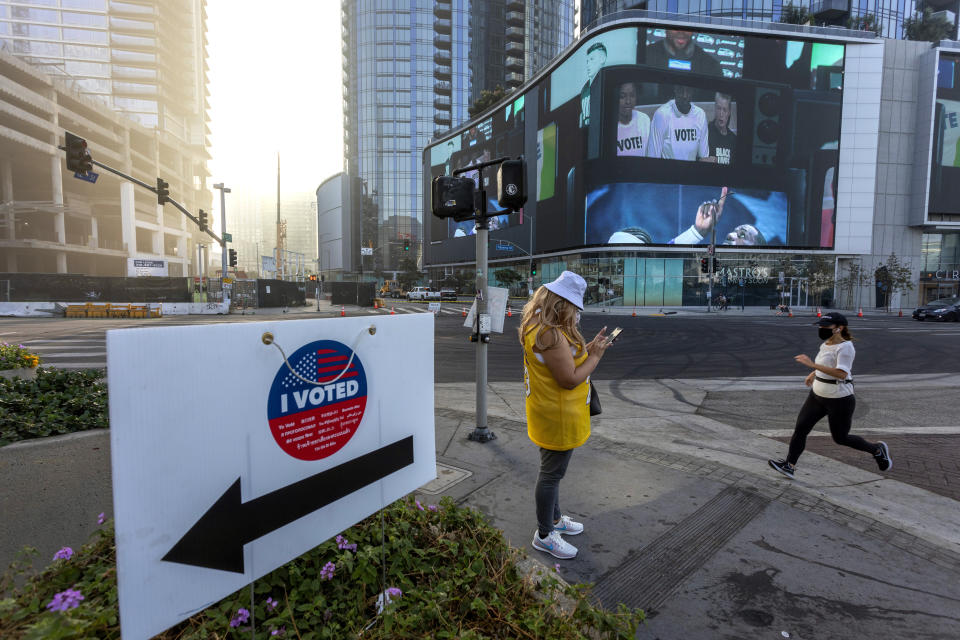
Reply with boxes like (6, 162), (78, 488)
(107, 314), (436, 640)
(262, 255), (277, 273)
(463, 286), (509, 333)
(428, 302), (441, 314)
(360, 247), (374, 256)
(127, 258), (168, 277)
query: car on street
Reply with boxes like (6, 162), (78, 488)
(407, 286), (441, 301)
(440, 288), (457, 301)
(912, 296), (960, 321)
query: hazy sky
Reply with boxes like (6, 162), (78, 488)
(206, 0), (344, 200)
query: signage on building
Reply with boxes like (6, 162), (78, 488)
(495, 242), (514, 251)
(262, 255), (277, 273)
(127, 259), (168, 277)
(923, 270), (960, 280)
(107, 315), (435, 640)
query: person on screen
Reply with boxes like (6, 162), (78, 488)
(579, 42), (607, 128)
(616, 82), (651, 157)
(644, 30), (722, 77)
(723, 223), (765, 246)
(607, 187), (728, 245)
(648, 85), (710, 162)
(708, 92), (736, 165)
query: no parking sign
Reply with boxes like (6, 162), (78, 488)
(108, 314), (435, 639)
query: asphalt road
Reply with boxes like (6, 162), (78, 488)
(3, 309), (960, 381)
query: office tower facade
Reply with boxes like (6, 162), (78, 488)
(0, 0), (211, 277)
(471, 0), (575, 98)
(341, 0), (470, 271)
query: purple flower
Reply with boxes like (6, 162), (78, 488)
(265, 596), (279, 612)
(46, 588), (84, 612)
(323, 608), (333, 621)
(427, 504), (438, 512)
(386, 586), (403, 599)
(554, 563), (561, 572)
(415, 499), (424, 511)
(320, 561), (336, 580)
(336, 535), (357, 551)
(53, 547), (74, 561)
(271, 627), (287, 637)
(229, 607), (250, 628)
(97, 512), (105, 525)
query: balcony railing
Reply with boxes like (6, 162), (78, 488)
(434, 80), (452, 95)
(506, 10), (524, 26)
(435, 65), (452, 79)
(434, 96), (451, 110)
(505, 41), (524, 54)
(434, 34), (452, 49)
(506, 71), (524, 86)
(506, 55), (523, 71)
(434, 50), (451, 65)
(505, 26), (524, 40)
(434, 18), (452, 33)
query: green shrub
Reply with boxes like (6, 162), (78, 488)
(0, 369), (108, 447)
(0, 497), (643, 639)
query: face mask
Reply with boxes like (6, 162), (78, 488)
(819, 328), (834, 340)
(575, 311), (582, 324)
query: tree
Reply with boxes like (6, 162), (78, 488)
(396, 256), (421, 292)
(903, 8), (954, 42)
(779, 2), (811, 25)
(493, 268), (524, 294)
(801, 255), (836, 307)
(847, 12), (882, 36)
(836, 261), (873, 310)
(469, 85), (508, 119)
(874, 252), (914, 312)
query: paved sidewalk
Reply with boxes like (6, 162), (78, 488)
(422, 377), (960, 638)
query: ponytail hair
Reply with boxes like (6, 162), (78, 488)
(840, 326), (853, 341)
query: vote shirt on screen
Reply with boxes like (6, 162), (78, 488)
(648, 100), (709, 161)
(616, 109), (651, 156)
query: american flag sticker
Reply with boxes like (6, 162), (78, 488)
(267, 340), (368, 461)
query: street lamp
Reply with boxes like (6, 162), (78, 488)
(213, 182), (231, 301)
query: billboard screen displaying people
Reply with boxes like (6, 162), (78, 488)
(930, 54), (960, 215)
(424, 22), (846, 262)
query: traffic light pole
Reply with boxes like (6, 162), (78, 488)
(58, 146), (224, 245)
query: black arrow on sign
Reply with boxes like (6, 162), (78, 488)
(162, 436), (414, 574)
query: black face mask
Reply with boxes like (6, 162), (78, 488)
(819, 328), (834, 340)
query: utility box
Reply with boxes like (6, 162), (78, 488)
(331, 281), (376, 307)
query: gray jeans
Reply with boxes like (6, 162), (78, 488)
(535, 447), (574, 538)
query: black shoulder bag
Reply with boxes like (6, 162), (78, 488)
(589, 382), (602, 416)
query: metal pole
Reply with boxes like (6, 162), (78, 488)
(469, 168), (495, 443)
(214, 183), (231, 302)
(707, 226), (716, 313)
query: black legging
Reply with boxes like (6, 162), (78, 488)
(787, 391), (878, 465)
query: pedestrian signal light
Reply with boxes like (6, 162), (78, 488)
(65, 132), (92, 175)
(198, 209), (208, 232)
(156, 178), (170, 205)
(431, 175), (476, 221)
(228, 248), (237, 267)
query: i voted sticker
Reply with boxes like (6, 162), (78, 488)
(267, 340), (368, 461)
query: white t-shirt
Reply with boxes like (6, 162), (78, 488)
(812, 340), (855, 398)
(616, 110), (651, 157)
(648, 100), (709, 161)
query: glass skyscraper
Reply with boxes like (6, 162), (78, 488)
(341, 0), (574, 272)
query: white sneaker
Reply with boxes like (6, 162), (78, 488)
(532, 530), (578, 559)
(553, 515), (584, 535)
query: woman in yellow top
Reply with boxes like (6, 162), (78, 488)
(519, 271), (612, 560)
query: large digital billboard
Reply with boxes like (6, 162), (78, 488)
(930, 53), (960, 215)
(425, 23), (846, 263)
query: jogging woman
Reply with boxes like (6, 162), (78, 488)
(769, 311), (892, 479)
(520, 271), (611, 559)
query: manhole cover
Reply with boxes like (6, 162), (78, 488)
(418, 462), (472, 495)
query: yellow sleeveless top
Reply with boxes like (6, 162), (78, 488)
(523, 325), (591, 451)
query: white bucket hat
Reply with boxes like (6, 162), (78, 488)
(543, 270), (586, 310)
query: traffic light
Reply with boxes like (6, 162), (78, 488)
(309, 274), (317, 282)
(198, 209), (208, 232)
(700, 257), (709, 274)
(228, 248), (237, 268)
(404, 240), (410, 251)
(156, 178), (170, 205)
(65, 132), (92, 175)
(531, 263), (537, 276)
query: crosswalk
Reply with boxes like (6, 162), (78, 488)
(22, 335), (107, 369)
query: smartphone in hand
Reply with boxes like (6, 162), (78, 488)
(605, 327), (623, 345)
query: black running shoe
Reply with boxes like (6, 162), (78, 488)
(768, 458), (795, 479)
(874, 441), (892, 472)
